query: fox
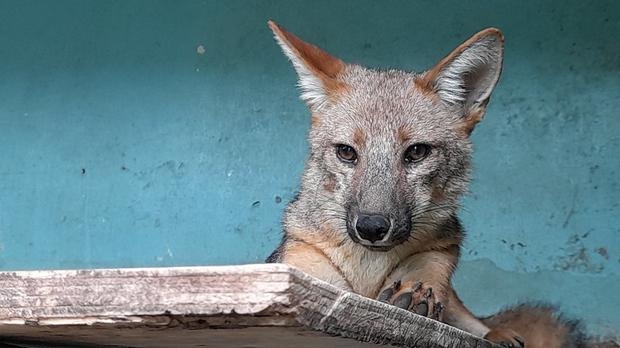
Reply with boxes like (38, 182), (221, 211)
(265, 20), (584, 348)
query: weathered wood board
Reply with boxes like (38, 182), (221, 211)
(0, 263), (498, 348)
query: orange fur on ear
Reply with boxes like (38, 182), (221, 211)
(268, 20), (347, 108)
(415, 28), (504, 136)
(416, 28), (504, 96)
(268, 20), (344, 79)
(458, 103), (487, 136)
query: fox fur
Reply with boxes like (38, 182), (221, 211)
(265, 20), (584, 348)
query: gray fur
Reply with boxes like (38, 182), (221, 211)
(285, 66), (474, 250)
(270, 27), (503, 253)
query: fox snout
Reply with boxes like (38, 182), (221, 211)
(355, 213), (391, 243)
(347, 207), (411, 251)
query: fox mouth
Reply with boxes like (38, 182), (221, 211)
(346, 225), (410, 252)
(350, 235), (409, 252)
(361, 244), (395, 252)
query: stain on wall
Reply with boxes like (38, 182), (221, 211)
(0, 0), (618, 339)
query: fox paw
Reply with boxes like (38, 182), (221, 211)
(484, 328), (525, 348)
(376, 280), (445, 320)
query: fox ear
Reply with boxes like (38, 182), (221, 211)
(268, 20), (346, 111)
(418, 28), (504, 133)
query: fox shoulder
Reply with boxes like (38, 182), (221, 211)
(266, 236), (286, 263)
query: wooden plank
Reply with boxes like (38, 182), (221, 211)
(0, 264), (498, 348)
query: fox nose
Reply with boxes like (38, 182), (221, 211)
(356, 213), (391, 243)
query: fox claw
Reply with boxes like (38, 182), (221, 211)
(484, 328), (525, 348)
(377, 280), (444, 321)
(377, 280), (400, 302)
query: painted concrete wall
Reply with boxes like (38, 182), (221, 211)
(0, 0), (618, 339)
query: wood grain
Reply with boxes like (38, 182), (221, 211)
(0, 264), (498, 348)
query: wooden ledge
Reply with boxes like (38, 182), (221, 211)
(0, 264), (498, 348)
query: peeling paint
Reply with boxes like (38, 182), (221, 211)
(553, 233), (606, 274)
(596, 247), (609, 260)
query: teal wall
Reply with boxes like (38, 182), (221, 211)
(1, 0), (618, 339)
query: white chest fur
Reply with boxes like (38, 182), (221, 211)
(325, 241), (405, 297)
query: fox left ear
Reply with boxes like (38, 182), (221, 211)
(268, 20), (346, 112)
(418, 28), (504, 134)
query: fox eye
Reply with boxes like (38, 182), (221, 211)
(404, 144), (431, 164)
(336, 144), (358, 163)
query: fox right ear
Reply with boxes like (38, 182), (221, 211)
(417, 28), (504, 134)
(268, 21), (346, 111)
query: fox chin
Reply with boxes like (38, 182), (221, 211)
(265, 20), (584, 348)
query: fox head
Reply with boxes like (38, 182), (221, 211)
(270, 21), (503, 251)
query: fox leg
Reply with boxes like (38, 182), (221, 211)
(376, 252), (524, 347)
(279, 239), (353, 291)
(376, 251), (455, 321)
(444, 289), (525, 348)
(442, 288), (489, 336)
